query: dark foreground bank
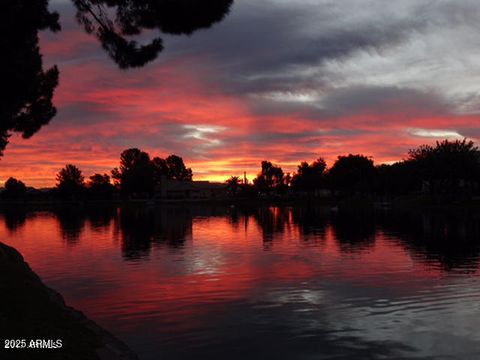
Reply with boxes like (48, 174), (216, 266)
(0, 242), (138, 360)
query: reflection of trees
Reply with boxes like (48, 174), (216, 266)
(291, 206), (328, 238)
(1, 209), (29, 233)
(115, 207), (192, 260)
(53, 206), (194, 259)
(0, 1), (60, 156)
(331, 211), (376, 253)
(86, 206), (116, 230)
(250, 207), (292, 249)
(380, 211), (480, 272)
(244, 205), (480, 272)
(243, 206), (329, 249)
(53, 206), (115, 244)
(54, 208), (87, 245)
(231, 206), (328, 248)
(4, 203), (479, 274)
(73, 0), (234, 69)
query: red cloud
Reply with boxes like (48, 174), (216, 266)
(2, 35), (479, 187)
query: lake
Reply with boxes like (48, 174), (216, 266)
(1, 205), (480, 359)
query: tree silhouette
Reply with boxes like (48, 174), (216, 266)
(0, 0), (60, 156)
(328, 154), (375, 193)
(56, 164), (85, 198)
(151, 155), (192, 182)
(0, 0), (234, 157)
(375, 161), (417, 196)
(112, 148), (154, 194)
(407, 139), (479, 193)
(73, 0), (234, 69)
(226, 176), (241, 197)
(291, 158), (327, 193)
(151, 156), (169, 183)
(87, 173), (114, 199)
(111, 149), (194, 196)
(253, 161), (285, 193)
(2, 177), (27, 199)
(165, 155), (192, 181)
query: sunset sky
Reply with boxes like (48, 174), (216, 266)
(2, 0), (480, 187)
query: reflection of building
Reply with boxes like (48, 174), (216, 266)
(155, 177), (226, 200)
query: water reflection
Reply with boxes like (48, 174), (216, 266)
(2, 206), (480, 273)
(290, 206), (328, 237)
(331, 212), (376, 253)
(379, 210), (480, 272)
(87, 206), (117, 230)
(2, 209), (29, 233)
(54, 207), (87, 244)
(2, 206), (480, 359)
(50, 206), (115, 244)
(254, 207), (293, 249)
(115, 207), (193, 260)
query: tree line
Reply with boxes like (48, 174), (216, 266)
(2, 139), (480, 201)
(2, 148), (192, 200)
(229, 138), (480, 198)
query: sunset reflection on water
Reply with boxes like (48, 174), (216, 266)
(1, 206), (480, 359)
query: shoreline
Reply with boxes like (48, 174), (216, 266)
(0, 242), (138, 360)
(0, 194), (479, 211)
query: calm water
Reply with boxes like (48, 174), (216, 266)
(2, 206), (480, 359)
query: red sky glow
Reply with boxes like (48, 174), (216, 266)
(1, 0), (479, 187)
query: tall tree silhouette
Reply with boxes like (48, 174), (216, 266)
(253, 161), (285, 193)
(151, 154), (192, 183)
(0, 0), (234, 155)
(151, 156), (169, 183)
(87, 173), (114, 199)
(165, 155), (192, 181)
(73, 0), (234, 69)
(226, 176), (241, 197)
(112, 148), (154, 194)
(328, 154), (375, 193)
(291, 158), (327, 193)
(56, 164), (85, 198)
(0, 0), (60, 156)
(375, 161), (417, 196)
(407, 139), (479, 193)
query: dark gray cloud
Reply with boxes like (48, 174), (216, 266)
(242, 85), (453, 130)
(163, 1), (427, 94)
(58, 101), (119, 124)
(459, 128), (480, 139)
(319, 86), (451, 117)
(47, 0), (480, 122)
(156, 0), (480, 120)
